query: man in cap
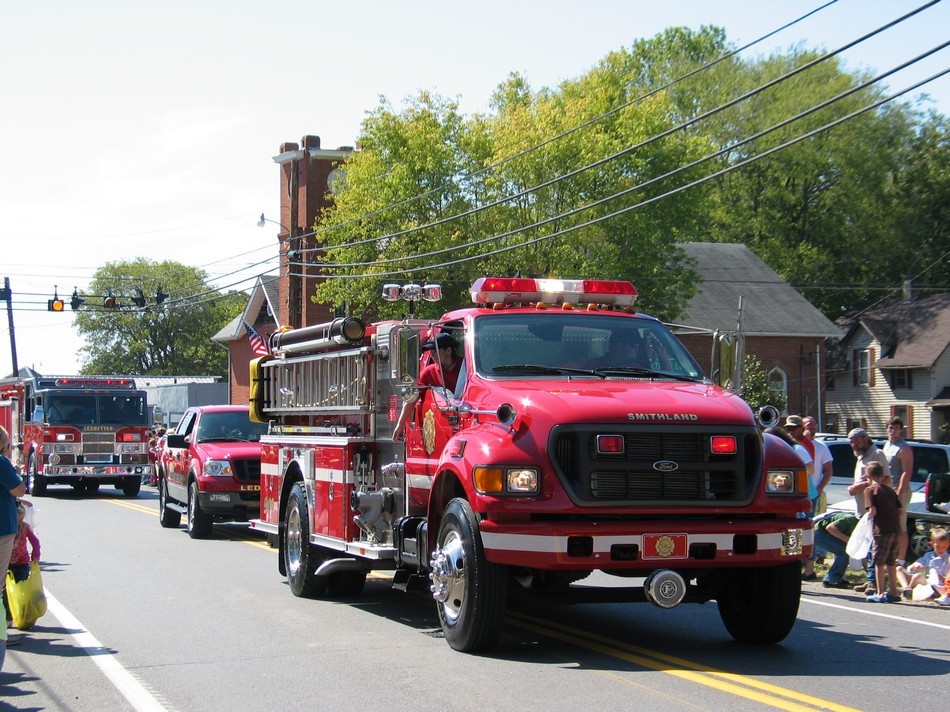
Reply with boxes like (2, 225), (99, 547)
(393, 331), (462, 439)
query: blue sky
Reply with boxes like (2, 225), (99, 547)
(1, 0), (947, 375)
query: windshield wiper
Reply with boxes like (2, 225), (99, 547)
(493, 364), (605, 377)
(593, 366), (701, 382)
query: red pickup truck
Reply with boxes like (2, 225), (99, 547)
(157, 405), (267, 538)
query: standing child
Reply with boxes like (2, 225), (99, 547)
(864, 461), (903, 603)
(3, 501), (41, 624)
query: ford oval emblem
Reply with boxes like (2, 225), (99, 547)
(653, 460), (679, 472)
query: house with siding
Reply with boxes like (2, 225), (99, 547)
(824, 291), (950, 441)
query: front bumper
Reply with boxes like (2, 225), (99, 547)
(478, 517), (812, 570)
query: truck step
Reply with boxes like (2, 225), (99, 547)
(165, 502), (187, 515)
(392, 569), (429, 593)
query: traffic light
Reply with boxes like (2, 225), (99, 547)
(131, 288), (147, 308)
(70, 289), (85, 310)
(47, 297), (65, 312)
(104, 293), (118, 309)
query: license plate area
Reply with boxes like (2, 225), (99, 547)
(641, 533), (688, 560)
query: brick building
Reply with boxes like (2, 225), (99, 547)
(673, 242), (841, 427)
(213, 135), (351, 405)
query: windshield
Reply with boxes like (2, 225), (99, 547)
(45, 394), (149, 426)
(473, 314), (705, 380)
(196, 412), (268, 442)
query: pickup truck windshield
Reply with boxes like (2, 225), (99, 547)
(474, 313), (705, 380)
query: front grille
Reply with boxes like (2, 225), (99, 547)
(550, 425), (761, 506)
(232, 459), (261, 483)
(82, 431), (116, 463)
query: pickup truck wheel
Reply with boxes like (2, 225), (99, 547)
(159, 479), (182, 528)
(717, 562), (800, 644)
(121, 476), (141, 497)
(28, 455), (47, 497)
(284, 482), (326, 597)
(431, 498), (507, 652)
(187, 481), (213, 539)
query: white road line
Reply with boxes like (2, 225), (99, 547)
(44, 590), (172, 712)
(802, 597), (950, 630)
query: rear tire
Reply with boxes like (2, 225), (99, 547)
(159, 479), (181, 528)
(187, 481), (212, 539)
(717, 562), (801, 644)
(284, 482), (326, 597)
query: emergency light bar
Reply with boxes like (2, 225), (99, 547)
(381, 283), (443, 303)
(470, 277), (638, 307)
(52, 378), (136, 388)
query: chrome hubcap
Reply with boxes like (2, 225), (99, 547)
(287, 505), (302, 577)
(430, 530), (466, 623)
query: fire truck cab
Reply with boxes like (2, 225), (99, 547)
(0, 374), (150, 497)
(250, 278), (812, 652)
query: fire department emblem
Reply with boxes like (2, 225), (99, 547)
(654, 535), (676, 557)
(423, 410), (437, 454)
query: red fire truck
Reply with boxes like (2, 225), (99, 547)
(249, 278), (812, 652)
(0, 373), (150, 497)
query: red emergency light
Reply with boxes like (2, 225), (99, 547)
(470, 277), (638, 307)
(55, 378), (134, 388)
(710, 436), (738, 455)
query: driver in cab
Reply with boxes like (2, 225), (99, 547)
(393, 332), (461, 440)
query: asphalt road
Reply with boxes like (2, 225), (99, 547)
(2, 486), (949, 712)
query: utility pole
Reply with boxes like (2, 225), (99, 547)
(1, 277), (19, 376)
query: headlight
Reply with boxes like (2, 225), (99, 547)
(203, 459), (233, 477)
(118, 443), (146, 454)
(474, 466), (540, 495)
(766, 469), (801, 494)
(53, 443), (80, 454)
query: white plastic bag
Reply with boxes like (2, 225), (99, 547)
(846, 512), (873, 560)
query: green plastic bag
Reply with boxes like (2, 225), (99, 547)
(5, 561), (47, 630)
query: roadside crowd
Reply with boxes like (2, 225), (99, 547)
(768, 414), (949, 606)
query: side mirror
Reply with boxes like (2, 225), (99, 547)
(392, 327), (420, 385)
(31, 406), (45, 423)
(166, 433), (188, 449)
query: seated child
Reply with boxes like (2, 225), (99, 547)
(896, 528), (948, 599)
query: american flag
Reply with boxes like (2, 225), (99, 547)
(244, 321), (269, 356)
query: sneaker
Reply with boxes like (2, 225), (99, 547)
(854, 582), (872, 593)
(867, 593), (891, 603)
(801, 572), (817, 582)
(935, 596), (950, 607)
(822, 580), (850, 589)
(902, 587), (914, 600)
(884, 593), (901, 603)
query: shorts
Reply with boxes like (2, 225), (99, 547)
(872, 533), (901, 566)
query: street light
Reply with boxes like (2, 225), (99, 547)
(258, 213), (302, 328)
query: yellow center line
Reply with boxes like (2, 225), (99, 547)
(509, 612), (860, 712)
(104, 498), (271, 549)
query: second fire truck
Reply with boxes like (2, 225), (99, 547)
(0, 372), (151, 496)
(249, 278), (812, 652)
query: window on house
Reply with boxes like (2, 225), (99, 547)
(890, 369), (912, 389)
(857, 350), (871, 385)
(767, 367), (787, 409)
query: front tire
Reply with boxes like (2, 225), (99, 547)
(121, 476), (140, 497)
(29, 456), (47, 497)
(187, 481), (212, 539)
(431, 498), (507, 652)
(284, 482), (326, 597)
(717, 562), (801, 644)
(159, 479), (181, 528)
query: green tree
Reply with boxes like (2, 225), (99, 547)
(740, 354), (787, 413)
(74, 259), (246, 376)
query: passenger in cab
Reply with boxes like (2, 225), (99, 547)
(393, 333), (462, 439)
